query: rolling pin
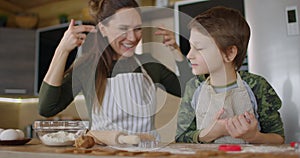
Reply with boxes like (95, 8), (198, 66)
(87, 130), (140, 146)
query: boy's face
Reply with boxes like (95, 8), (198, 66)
(187, 28), (224, 75)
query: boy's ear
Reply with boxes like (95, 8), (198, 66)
(222, 45), (238, 62)
(98, 23), (107, 37)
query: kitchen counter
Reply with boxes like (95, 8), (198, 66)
(0, 139), (299, 158)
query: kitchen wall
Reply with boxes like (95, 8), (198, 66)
(245, 0), (300, 143)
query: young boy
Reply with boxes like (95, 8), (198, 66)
(176, 6), (284, 144)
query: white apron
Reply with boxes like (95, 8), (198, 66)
(91, 57), (158, 137)
(196, 73), (254, 144)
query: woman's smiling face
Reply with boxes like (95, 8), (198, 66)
(99, 8), (142, 59)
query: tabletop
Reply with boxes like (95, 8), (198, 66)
(0, 139), (299, 158)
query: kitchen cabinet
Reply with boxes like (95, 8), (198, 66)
(0, 28), (35, 96)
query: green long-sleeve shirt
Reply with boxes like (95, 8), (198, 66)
(175, 71), (285, 143)
(39, 53), (192, 118)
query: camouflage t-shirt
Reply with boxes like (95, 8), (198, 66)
(175, 71), (285, 143)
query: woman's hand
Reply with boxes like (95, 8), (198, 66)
(226, 111), (259, 142)
(57, 19), (95, 54)
(44, 19), (95, 85)
(154, 26), (178, 49)
(154, 26), (184, 61)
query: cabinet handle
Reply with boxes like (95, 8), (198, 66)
(4, 89), (27, 94)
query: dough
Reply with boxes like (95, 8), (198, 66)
(55, 148), (74, 153)
(73, 148), (92, 154)
(74, 135), (95, 148)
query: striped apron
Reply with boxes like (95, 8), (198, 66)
(196, 73), (254, 144)
(91, 57), (158, 137)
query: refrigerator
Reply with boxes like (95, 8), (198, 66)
(245, 0), (300, 143)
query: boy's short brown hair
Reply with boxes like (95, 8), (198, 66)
(189, 6), (250, 70)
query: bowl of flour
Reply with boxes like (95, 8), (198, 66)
(33, 120), (89, 146)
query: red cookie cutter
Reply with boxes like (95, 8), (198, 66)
(218, 144), (242, 151)
(290, 142), (296, 147)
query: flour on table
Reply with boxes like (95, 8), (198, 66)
(241, 145), (294, 153)
(111, 144), (294, 154)
(110, 145), (195, 154)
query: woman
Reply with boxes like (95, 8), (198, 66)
(38, 0), (191, 137)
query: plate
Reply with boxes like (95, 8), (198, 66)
(0, 138), (31, 146)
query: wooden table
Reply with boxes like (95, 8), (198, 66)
(0, 139), (299, 158)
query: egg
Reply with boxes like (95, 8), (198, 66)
(0, 128), (4, 134)
(15, 129), (25, 140)
(0, 129), (20, 141)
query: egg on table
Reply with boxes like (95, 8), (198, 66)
(0, 129), (25, 140)
(15, 129), (25, 140)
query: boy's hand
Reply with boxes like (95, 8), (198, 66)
(226, 111), (258, 142)
(211, 108), (229, 136)
(198, 108), (228, 142)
